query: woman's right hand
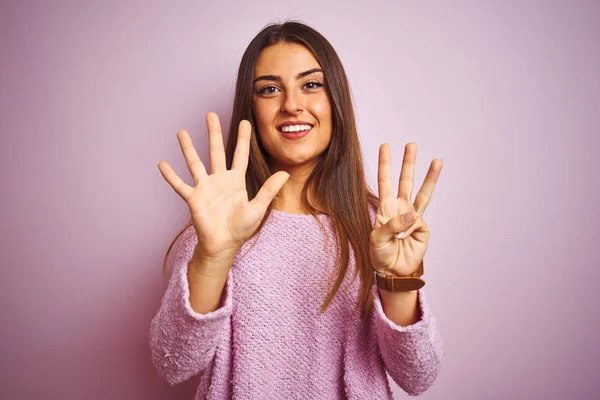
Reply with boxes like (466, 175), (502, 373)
(157, 112), (289, 264)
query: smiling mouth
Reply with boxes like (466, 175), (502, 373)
(277, 124), (314, 133)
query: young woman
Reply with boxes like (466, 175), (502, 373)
(152, 21), (444, 399)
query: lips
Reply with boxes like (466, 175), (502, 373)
(278, 125), (312, 140)
(276, 121), (315, 132)
(279, 130), (310, 140)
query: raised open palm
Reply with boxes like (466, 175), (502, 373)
(157, 112), (290, 259)
(370, 142), (443, 277)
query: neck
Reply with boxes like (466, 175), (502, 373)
(270, 162), (321, 214)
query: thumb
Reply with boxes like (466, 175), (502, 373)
(376, 211), (417, 242)
(248, 171), (290, 214)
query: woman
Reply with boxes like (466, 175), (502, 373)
(152, 21), (444, 399)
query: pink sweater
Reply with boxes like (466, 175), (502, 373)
(150, 209), (443, 399)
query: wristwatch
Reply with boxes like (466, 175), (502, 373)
(374, 261), (425, 292)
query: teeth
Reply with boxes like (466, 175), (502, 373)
(281, 124), (312, 133)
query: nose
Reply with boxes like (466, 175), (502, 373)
(280, 90), (304, 115)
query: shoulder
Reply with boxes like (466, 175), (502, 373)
(182, 224), (197, 243)
(177, 225), (198, 254)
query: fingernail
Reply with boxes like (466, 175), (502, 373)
(396, 231), (407, 239)
(402, 212), (415, 223)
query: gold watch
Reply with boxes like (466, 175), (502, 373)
(374, 261), (425, 292)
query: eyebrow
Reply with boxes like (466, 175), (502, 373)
(253, 68), (324, 84)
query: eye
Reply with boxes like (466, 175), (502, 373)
(304, 81), (324, 91)
(257, 85), (280, 95)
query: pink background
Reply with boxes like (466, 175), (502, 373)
(1, 1), (599, 399)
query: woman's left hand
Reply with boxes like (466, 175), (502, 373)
(370, 142), (443, 277)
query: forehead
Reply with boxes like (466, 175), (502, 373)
(254, 42), (322, 77)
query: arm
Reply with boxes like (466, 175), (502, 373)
(379, 288), (421, 327)
(372, 285), (444, 396)
(149, 227), (234, 385)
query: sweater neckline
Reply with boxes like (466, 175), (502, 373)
(269, 208), (329, 221)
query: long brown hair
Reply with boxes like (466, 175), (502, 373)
(162, 21), (379, 321)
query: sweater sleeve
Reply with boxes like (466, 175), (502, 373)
(149, 226), (234, 385)
(371, 285), (444, 396)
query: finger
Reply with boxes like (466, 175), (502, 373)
(206, 112), (227, 174)
(398, 142), (416, 202)
(371, 210), (417, 243)
(377, 143), (394, 199)
(176, 130), (208, 184)
(414, 158), (443, 216)
(231, 120), (251, 175)
(404, 217), (429, 244)
(157, 161), (194, 201)
(249, 171), (291, 214)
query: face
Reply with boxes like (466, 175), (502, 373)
(252, 41), (333, 174)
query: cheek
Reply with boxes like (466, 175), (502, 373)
(311, 99), (332, 124)
(254, 101), (281, 127)
(253, 99), (269, 118)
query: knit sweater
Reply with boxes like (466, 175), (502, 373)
(150, 208), (443, 399)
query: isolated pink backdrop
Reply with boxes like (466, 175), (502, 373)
(1, 1), (599, 399)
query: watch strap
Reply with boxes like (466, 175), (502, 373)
(374, 261), (425, 292)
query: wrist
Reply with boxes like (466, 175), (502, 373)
(379, 286), (418, 298)
(190, 247), (236, 279)
(373, 270), (425, 292)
